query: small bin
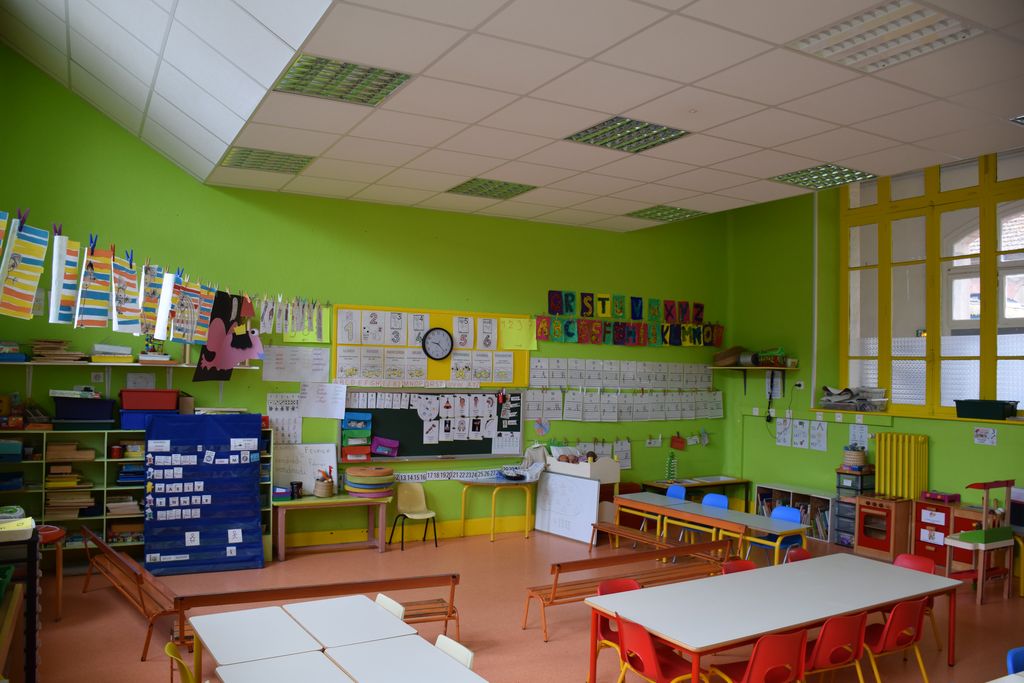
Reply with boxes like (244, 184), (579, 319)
(835, 516), (856, 534)
(120, 410), (178, 430)
(53, 397), (115, 421)
(954, 399), (1018, 420)
(120, 389), (180, 411)
(370, 436), (399, 457)
(836, 472), (875, 491)
(837, 501), (857, 518)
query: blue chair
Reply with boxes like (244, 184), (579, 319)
(1009, 646), (1024, 674)
(665, 491), (726, 545)
(702, 493), (728, 509)
(665, 484), (687, 500)
(745, 505), (806, 565)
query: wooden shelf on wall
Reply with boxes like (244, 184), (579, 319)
(709, 365), (795, 394)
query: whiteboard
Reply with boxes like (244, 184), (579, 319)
(263, 345), (331, 383)
(535, 471), (600, 544)
(272, 443), (337, 495)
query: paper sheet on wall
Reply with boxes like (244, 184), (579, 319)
(493, 351), (514, 384)
(450, 350), (472, 381)
(406, 313), (429, 347)
(139, 264), (163, 336)
(453, 315), (474, 349)
(472, 351), (492, 383)
(169, 279), (202, 343)
(48, 235), (80, 324)
(563, 389), (583, 421)
(775, 418), (792, 447)
(614, 438), (632, 470)
(792, 419), (809, 448)
(73, 247), (112, 329)
(477, 317), (497, 350)
(493, 392), (522, 454)
(0, 220), (49, 320)
(524, 389), (543, 419)
(153, 270), (177, 340)
(385, 311), (406, 346)
(298, 382), (347, 419)
(543, 389), (563, 420)
(499, 317), (537, 350)
(361, 310), (385, 344)
(266, 393), (302, 444)
(810, 421), (828, 451)
(283, 307), (330, 343)
(405, 348), (428, 383)
(849, 423), (869, 449)
(263, 346), (331, 383)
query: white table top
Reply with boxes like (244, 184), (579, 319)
(986, 674), (1024, 683)
(283, 594), (416, 648)
(217, 651), (355, 683)
(190, 606), (321, 666)
(616, 491), (807, 534)
(586, 554), (960, 653)
(326, 635), (488, 683)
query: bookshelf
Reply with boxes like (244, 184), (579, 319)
(755, 482), (836, 544)
(0, 428), (274, 561)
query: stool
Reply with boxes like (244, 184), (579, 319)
(38, 524), (65, 621)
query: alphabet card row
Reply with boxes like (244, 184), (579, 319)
(524, 389), (723, 422)
(529, 359), (712, 390)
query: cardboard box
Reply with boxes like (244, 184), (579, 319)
(178, 393), (195, 414)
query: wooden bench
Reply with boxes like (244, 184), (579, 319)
(81, 526), (179, 661)
(588, 521), (685, 550)
(522, 539), (728, 642)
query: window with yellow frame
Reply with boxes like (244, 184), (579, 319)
(840, 150), (1024, 418)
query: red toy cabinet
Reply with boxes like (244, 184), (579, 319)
(913, 496), (987, 569)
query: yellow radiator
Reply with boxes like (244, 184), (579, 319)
(875, 433), (928, 498)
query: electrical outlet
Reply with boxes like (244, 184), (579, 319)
(91, 372), (104, 383)
(785, 409), (792, 418)
(768, 408), (777, 417)
(752, 407), (760, 416)
(794, 381), (805, 390)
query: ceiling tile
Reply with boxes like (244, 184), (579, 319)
(1002, 20), (1024, 41)
(854, 101), (1001, 143)
(150, 0), (173, 11)
(404, 149), (504, 175)
(780, 77), (933, 125)
(381, 77), (518, 123)
(695, 49), (857, 106)
(147, 93), (227, 164)
(87, 0), (168, 50)
(916, 122), (1024, 159)
(4, 0), (67, 51)
(426, 35), (581, 95)
(776, 128), (898, 162)
(234, 122), (339, 156)
(154, 63), (246, 144)
(418, 193), (500, 211)
(37, 0), (65, 21)
(593, 155), (695, 182)
(323, 137), (428, 166)
(282, 176), (368, 198)
(480, 98), (606, 138)
(175, 0), (293, 88)
(875, 34), (1024, 98)
(532, 62), (679, 114)
(251, 92), (370, 135)
(611, 184), (700, 204)
(549, 173), (643, 195)
(234, 0), (331, 49)
(486, 161), (578, 185)
(573, 196), (650, 215)
(70, 62), (143, 132)
(377, 168), (469, 191)
(712, 148), (818, 177)
(508, 187), (596, 207)
(70, 1), (157, 83)
(305, 3), (464, 73)
(589, 216), (661, 232)
(706, 108), (836, 147)
(681, 0), (879, 43)
(348, 110), (467, 147)
(163, 21), (265, 119)
(923, 0), (1024, 29)
(352, 185), (437, 205)
(540, 208), (614, 226)
(141, 118), (216, 180)
(303, 157), (396, 182)
(69, 29), (149, 109)
(207, 166), (293, 190)
(597, 15), (771, 83)
(439, 125), (552, 158)
(345, 0), (508, 30)
(0, 12), (68, 84)
(519, 141), (630, 172)
(477, 201), (558, 219)
(642, 134), (759, 165)
(660, 167), (754, 192)
(839, 144), (958, 177)
(624, 86), (764, 132)
(480, 0), (666, 57)
(948, 75), (1024, 119)
(718, 180), (811, 202)
(671, 193), (753, 213)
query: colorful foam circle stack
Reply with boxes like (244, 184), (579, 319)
(344, 466), (395, 498)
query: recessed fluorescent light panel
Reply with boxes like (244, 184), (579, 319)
(1011, 115), (1024, 127)
(772, 163), (876, 190)
(221, 147), (313, 174)
(447, 178), (537, 200)
(566, 117), (687, 153)
(627, 205), (705, 222)
(788, 0), (983, 73)
(275, 55), (411, 106)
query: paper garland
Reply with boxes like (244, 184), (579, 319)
(111, 254), (142, 334)
(73, 247), (112, 328)
(0, 220), (49, 320)
(48, 235), (80, 324)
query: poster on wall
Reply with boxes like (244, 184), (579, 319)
(193, 291), (264, 382)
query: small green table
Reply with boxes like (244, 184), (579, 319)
(273, 494), (393, 561)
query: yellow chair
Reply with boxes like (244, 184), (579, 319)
(165, 641), (196, 683)
(388, 482), (437, 551)
(436, 634), (475, 670)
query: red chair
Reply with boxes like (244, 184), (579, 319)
(893, 554), (942, 651)
(805, 612), (867, 682)
(597, 579), (641, 662)
(614, 613), (701, 683)
(708, 630), (807, 683)
(784, 547), (812, 563)
(722, 559), (757, 574)
(864, 597), (929, 683)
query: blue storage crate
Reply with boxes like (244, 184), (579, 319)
(120, 410), (178, 430)
(53, 397), (115, 420)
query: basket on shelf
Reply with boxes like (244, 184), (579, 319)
(313, 479), (335, 498)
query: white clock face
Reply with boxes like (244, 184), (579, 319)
(423, 328), (453, 360)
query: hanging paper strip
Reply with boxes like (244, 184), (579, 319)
(139, 264), (164, 336)
(0, 211), (7, 252)
(111, 254), (142, 334)
(154, 270), (179, 341)
(193, 284), (216, 345)
(48, 235), (80, 324)
(73, 247), (112, 328)
(0, 221), (50, 320)
(170, 279), (203, 343)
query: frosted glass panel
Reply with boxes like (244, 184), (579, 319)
(940, 360), (978, 406)
(997, 331), (1024, 355)
(997, 360), (1024, 406)
(998, 200), (1024, 262)
(940, 160), (978, 192)
(849, 224), (878, 266)
(1005, 274), (1024, 319)
(997, 149), (1024, 182)
(849, 359), (878, 388)
(850, 269), (878, 356)
(891, 170), (924, 200)
(891, 360), (926, 405)
(892, 215), (926, 262)
(892, 263), (926, 353)
(941, 207), (980, 258)
(849, 179), (877, 208)
(942, 333), (979, 356)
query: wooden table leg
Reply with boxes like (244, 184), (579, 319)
(377, 501), (387, 553)
(55, 540), (63, 622)
(587, 608), (599, 683)
(275, 507), (286, 562)
(490, 486), (499, 542)
(193, 635), (203, 679)
(944, 544), (952, 577)
(946, 587), (956, 666)
(976, 549), (985, 605)
(367, 501), (376, 549)
(523, 484), (531, 539)
(1004, 543), (1013, 600)
(460, 484), (470, 537)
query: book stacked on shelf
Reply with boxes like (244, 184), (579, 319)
(49, 388), (102, 400)
(107, 522), (144, 544)
(116, 463), (145, 485)
(31, 339), (88, 363)
(45, 464), (92, 488)
(106, 495), (141, 516)
(139, 353), (174, 365)
(0, 341), (26, 363)
(45, 443), (96, 461)
(44, 490), (97, 519)
(91, 343), (133, 364)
